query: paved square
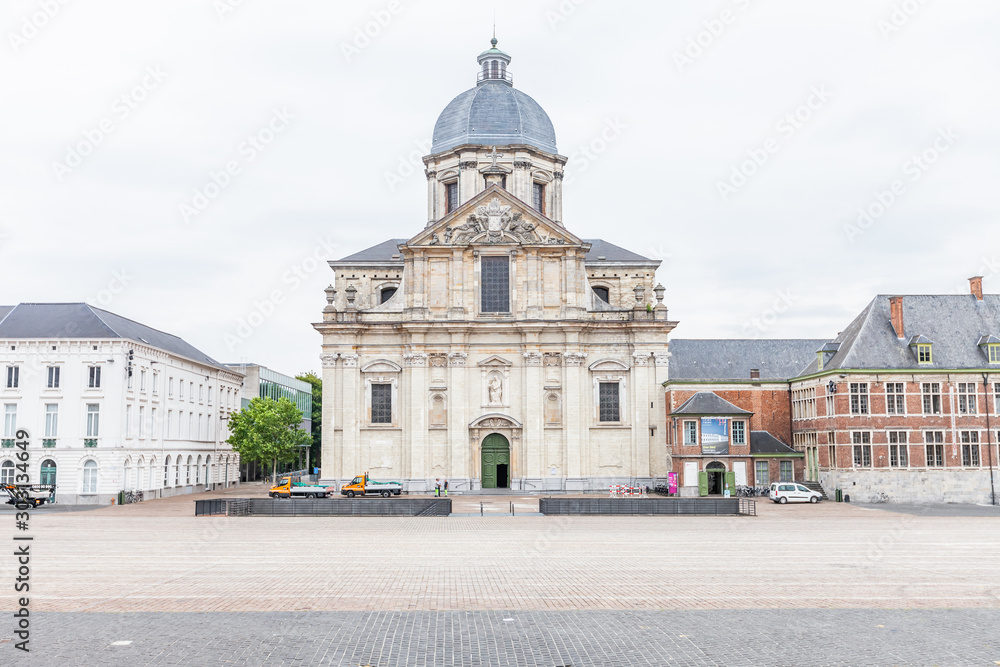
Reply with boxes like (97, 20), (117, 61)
(1, 492), (999, 664)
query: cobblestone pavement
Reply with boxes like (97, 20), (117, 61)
(2, 610), (998, 666)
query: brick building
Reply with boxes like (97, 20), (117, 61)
(790, 279), (1000, 504)
(665, 339), (822, 496)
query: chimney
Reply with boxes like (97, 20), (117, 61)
(970, 276), (984, 301)
(889, 296), (904, 339)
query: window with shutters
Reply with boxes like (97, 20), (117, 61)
(480, 256), (510, 314)
(371, 384), (392, 425)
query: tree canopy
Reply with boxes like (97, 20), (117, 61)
(226, 396), (311, 483)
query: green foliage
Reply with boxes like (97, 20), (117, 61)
(296, 371), (322, 467)
(227, 397), (311, 482)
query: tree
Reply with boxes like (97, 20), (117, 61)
(296, 371), (322, 469)
(227, 397), (311, 485)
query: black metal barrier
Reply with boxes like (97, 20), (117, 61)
(539, 498), (754, 516)
(195, 498), (451, 517)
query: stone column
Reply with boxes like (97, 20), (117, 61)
(523, 350), (543, 480)
(319, 353), (339, 484)
(631, 351), (652, 481)
(340, 353), (360, 479)
(425, 169), (437, 225)
(404, 351), (428, 487)
(448, 351), (468, 481)
(564, 349), (587, 489)
(552, 171), (564, 226)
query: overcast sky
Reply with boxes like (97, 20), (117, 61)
(1, 0), (998, 374)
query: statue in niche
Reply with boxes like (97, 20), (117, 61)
(488, 374), (503, 405)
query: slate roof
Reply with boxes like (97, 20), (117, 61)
(798, 294), (1000, 374)
(431, 80), (558, 155)
(670, 391), (753, 416)
(667, 339), (827, 382)
(750, 431), (801, 456)
(331, 238), (656, 265)
(0, 303), (230, 371)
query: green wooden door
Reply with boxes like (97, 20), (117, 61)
(698, 471), (708, 497)
(481, 434), (510, 489)
(725, 471), (736, 496)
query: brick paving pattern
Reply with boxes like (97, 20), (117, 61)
(1, 490), (998, 664)
(2, 610), (998, 666)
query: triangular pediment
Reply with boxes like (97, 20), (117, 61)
(406, 185), (583, 249)
(478, 354), (513, 367)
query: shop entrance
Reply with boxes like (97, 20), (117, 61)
(699, 461), (735, 497)
(481, 433), (510, 489)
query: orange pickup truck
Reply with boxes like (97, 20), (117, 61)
(340, 473), (403, 498)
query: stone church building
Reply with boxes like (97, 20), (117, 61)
(315, 40), (675, 491)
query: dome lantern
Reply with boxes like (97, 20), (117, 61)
(477, 37), (512, 86)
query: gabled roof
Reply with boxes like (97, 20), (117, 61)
(671, 391), (753, 416)
(583, 239), (658, 265)
(0, 303), (230, 371)
(667, 339), (827, 382)
(750, 431), (801, 456)
(330, 239), (407, 266)
(798, 294), (1000, 374)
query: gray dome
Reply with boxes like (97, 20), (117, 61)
(431, 80), (558, 155)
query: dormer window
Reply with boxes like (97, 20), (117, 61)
(917, 344), (932, 364)
(908, 335), (933, 364)
(989, 344), (1000, 364)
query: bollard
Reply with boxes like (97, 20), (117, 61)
(480, 501), (483, 517)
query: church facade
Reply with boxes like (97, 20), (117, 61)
(314, 40), (676, 491)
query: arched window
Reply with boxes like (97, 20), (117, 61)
(186, 455), (193, 485)
(136, 458), (144, 491)
(82, 460), (98, 494)
(148, 457), (155, 489)
(196, 455), (203, 483)
(40, 460), (56, 486)
(174, 456), (181, 486)
(380, 287), (397, 304)
(164, 455), (171, 486)
(123, 461), (131, 490)
(205, 455), (212, 486)
(0, 460), (14, 485)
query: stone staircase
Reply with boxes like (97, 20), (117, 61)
(800, 481), (828, 500)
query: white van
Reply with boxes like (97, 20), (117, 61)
(769, 482), (822, 504)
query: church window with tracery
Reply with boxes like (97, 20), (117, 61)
(480, 256), (510, 313)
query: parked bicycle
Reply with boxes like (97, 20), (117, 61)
(870, 492), (890, 504)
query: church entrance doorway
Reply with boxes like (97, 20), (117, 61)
(481, 433), (510, 489)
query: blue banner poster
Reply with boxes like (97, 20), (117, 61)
(700, 417), (729, 455)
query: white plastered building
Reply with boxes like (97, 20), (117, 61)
(0, 303), (243, 504)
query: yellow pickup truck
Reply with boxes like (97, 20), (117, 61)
(340, 472), (403, 498)
(268, 476), (333, 499)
